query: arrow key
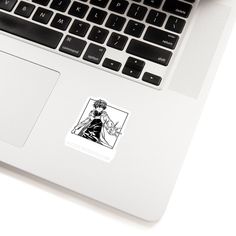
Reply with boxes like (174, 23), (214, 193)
(102, 58), (121, 71)
(122, 66), (141, 78)
(122, 56), (145, 78)
(142, 72), (162, 86)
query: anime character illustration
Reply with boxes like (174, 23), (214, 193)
(71, 99), (125, 149)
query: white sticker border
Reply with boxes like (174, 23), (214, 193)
(65, 98), (129, 162)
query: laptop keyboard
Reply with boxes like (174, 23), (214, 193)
(0, 0), (196, 88)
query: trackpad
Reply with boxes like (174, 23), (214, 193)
(0, 51), (59, 147)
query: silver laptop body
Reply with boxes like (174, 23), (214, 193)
(0, 0), (234, 221)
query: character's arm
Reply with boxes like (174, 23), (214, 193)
(103, 112), (121, 137)
(71, 111), (94, 134)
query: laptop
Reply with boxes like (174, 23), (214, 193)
(0, 0), (234, 221)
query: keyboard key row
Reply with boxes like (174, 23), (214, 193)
(31, 8), (181, 49)
(50, 0), (130, 17)
(1, 1), (176, 60)
(0, 10), (173, 66)
(47, 0), (193, 21)
(60, 39), (163, 86)
(1, 0), (191, 36)
(5, 1), (187, 40)
(102, 57), (162, 87)
(0, 0), (197, 89)
(58, 32), (168, 81)
(0, 11), (165, 87)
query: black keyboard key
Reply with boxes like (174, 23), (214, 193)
(33, 7), (53, 24)
(86, 7), (107, 25)
(107, 32), (128, 50)
(146, 10), (166, 27)
(126, 39), (172, 66)
(15, 1), (35, 18)
(108, 0), (129, 14)
(124, 20), (144, 38)
(144, 26), (179, 49)
(122, 66), (140, 78)
(142, 72), (162, 86)
(88, 26), (109, 44)
(83, 43), (106, 64)
(50, 0), (71, 12)
(69, 19), (90, 37)
(125, 57), (145, 71)
(90, 0), (109, 8)
(32, 0), (50, 6)
(59, 35), (87, 57)
(51, 13), (71, 31)
(143, 0), (162, 9)
(163, 0), (192, 18)
(0, 11), (63, 48)
(0, 0), (17, 11)
(127, 3), (147, 21)
(105, 14), (126, 31)
(122, 57), (145, 78)
(165, 16), (186, 34)
(68, 2), (89, 19)
(102, 58), (121, 71)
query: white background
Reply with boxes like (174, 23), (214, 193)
(1, 23), (236, 236)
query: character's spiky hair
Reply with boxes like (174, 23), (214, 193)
(93, 99), (107, 110)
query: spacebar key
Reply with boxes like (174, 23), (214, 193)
(126, 39), (172, 66)
(0, 12), (63, 49)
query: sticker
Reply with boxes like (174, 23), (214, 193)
(65, 98), (129, 162)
